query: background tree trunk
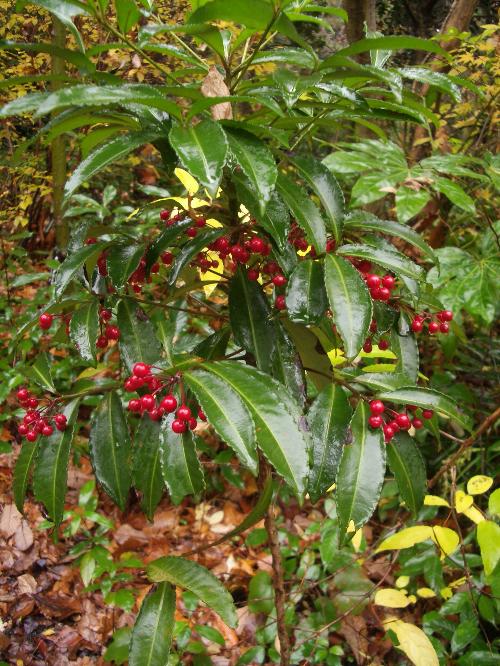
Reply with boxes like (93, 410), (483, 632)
(51, 17), (68, 250)
(342, 0), (377, 47)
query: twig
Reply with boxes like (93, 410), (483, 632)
(429, 405), (500, 487)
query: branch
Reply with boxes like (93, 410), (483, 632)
(429, 406), (500, 488)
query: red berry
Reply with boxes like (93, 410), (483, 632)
(249, 237), (266, 254)
(55, 421), (67, 432)
(369, 320), (377, 333)
(188, 417), (198, 430)
(407, 405), (418, 412)
(412, 418), (423, 429)
(195, 217), (206, 228)
(97, 255), (108, 276)
(133, 362), (151, 378)
(378, 339), (389, 351)
(382, 275), (396, 290)
(411, 319), (423, 333)
(151, 262), (160, 274)
(24, 412), (37, 425)
(439, 322), (449, 334)
(27, 397), (39, 409)
(96, 335), (108, 349)
(198, 409), (207, 422)
(141, 394), (156, 411)
(366, 275), (381, 289)
(275, 295), (286, 311)
(422, 409), (434, 419)
(124, 378), (136, 392)
(160, 395), (178, 413)
(148, 377), (162, 391)
(363, 340), (373, 353)
(55, 414), (67, 426)
(26, 430), (38, 442)
(17, 388), (30, 402)
(42, 425), (54, 437)
(161, 251), (174, 265)
(186, 227), (197, 238)
(100, 309), (112, 322)
(128, 399), (141, 412)
(264, 261), (279, 275)
(370, 288), (382, 300)
(176, 405), (192, 421)
(38, 313), (53, 330)
(383, 425), (395, 442)
(326, 239), (336, 252)
(105, 325), (120, 340)
(18, 424), (28, 436)
(171, 419), (186, 434)
(247, 269), (259, 281)
(437, 310), (453, 322)
(428, 321), (439, 334)
(358, 260), (372, 274)
(272, 275), (287, 287)
(377, 287), (391, 301)
(368, 415), (383, 428)
(215, 237), (230, 253)
(86, 237), (97, 245)
(148, 408), (162, 421)
(369, 400), (385, 415)
(395, 413), (411, 430)
(160, 209), (170, 221)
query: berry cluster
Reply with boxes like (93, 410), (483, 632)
(95, 308), (120, 349)
(124, 363), (207, 434)
(411, 310), (453, 334)
(362, 319), (390, 353)
(364, 273), (396, 302)
(15, 387), (67, 442)
(368, 399), (434, 442)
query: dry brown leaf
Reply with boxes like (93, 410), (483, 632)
(14, 520), (34, 551)
(201, 66), (233, 120)
(17, 573), (37, 595)
(0, 504), (22, 538)
(341, 615), (369, 665)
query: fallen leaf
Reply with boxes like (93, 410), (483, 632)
(14, 520), (34, 551)
(0, 504), (22, 538)
(201, 66), (232, 120)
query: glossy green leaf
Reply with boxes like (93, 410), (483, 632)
(387, 433), (426, 517)
(65, 131), (158, 199)
(229, 268), (275, 372)
(307, 384), (352, 503)
(225, 128), (277, 214)
(377, 387), (471, 430)
(69, 301), (99, 365)
(115, 0), (140, 33)
(54, 241), (109, 298)
(29, 0), (89, 51)
(169, 120), (227, 197)
(252, 47), (316, 68)
(116, 299), (162, 373)
(107, 243), (145, 290)
(477, 520), (500, 576)
(168, 227), (225, 286)
(273, 69), (322, 108)
(205, 361), (309, 497)
(144, 219), (191, 273)
(89, 392), (132, 510)
(129, 582), (175, 666)
(33, 399), (80, 527)
(286, 259), (327, 325)
(451, 620), (480, 654)
(277, 172), (326, 252)
(333, 36), (448, 60)
(147, 556), (237, 628)
(292, 156), (344, 243)
(133, 418), (164, 521)
(398, 67), (461, 102)
(336, 401), (386, 542)
(271, 321), (306, 407)
(432, 177), (476, 214)
(159, 418), (204, 505)
(184, 369), (257, 473)
(344, 211), (437, 264)
(324, 254), (372, 359)
(24, 352), (57, 393)
(189, 0), (274, 29)
(391, 330), (419, 383)
(337, 244), (424, 280)
(395, 186), (431, 223)
(13, 440), (38, 512)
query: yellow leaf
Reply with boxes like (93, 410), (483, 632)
(206, 217), (223, 228)
(407, 594), (417, 603)
(359, 347), (397, 360)
(449, 576), (466, 589)
(376, 526), (433, 553)
(326, 482), (336, 492)
(417, 587), (436, 598)
(174, 167), (199, 196)
(199, 251), (224, 298)
(346, 520), (356, 533)
(384, 617), (439, 666)
(430, 526), (459, 558)
(351, 528), (363, 552)
(463, 505), (485, 524)
(375, 589), (412, 608)
(395, 576), (410, 588)
(467, 475), (493, 495)
(440, 587), (453, 600)
(454, 490), (473, 513)
(424, 495), (450, 507)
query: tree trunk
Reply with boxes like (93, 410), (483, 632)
(343, 0), (377, 46)
(51, 16), (68, 250)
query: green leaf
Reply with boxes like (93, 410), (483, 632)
(432, 177), (476, 214)
(29, 0), (89, 51)
(387, 433), (426, 517)
(188, 0), (274, 29)
(477, 520), (500, 577)
(205, 361), (309, 497)
(107, 243), (145, 290)
(248, 570), (274, 613)
(116, 299), (162, 373)
(115, 0), (140, 33)
(147, 556), (238, 628)
(271, 321), (306, 407)
(195, 625), (225, 646)
(324, 254), (372, 359)
(159, 418), (204, 505)
(286, 259), (327, 325)
(292, 156), (344, 243)
(168, 227), (225, 286)
(133, 418), (164, 521)
(277, 172), (326, 253)
(395, 186), (431, 223)
(104, 627), (131, 665)
(337, 244), (424, 280)
(183, 369), (257, 473)
(252, 47), (316, 68)
(226, 128), (277, 214)
(169, 120), (228, 197)
(391, 330), (419, 383)
(13, 440), (38, 512)
(54, 240), (109, 298)
(376, 387), (471, 430)
(69, 301), (99, 365)
(397, 67), (461, 102)
(24, 352), (57, 393)
(451, 620), (480, 654)
(333, 36), (448, 60)
(344, 211), (437, 264)
(336, 401), (386, 542)
(144, 218), (192, 273)
(33, 399), (80, 527)
(229, 267), (275, 372)
(273, 69), (322, 108)
(129, 583), (176, 666)
(307, 384), (352, 503)
(89, 392), (132, 510)
(65, 131), (158, 199)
